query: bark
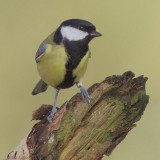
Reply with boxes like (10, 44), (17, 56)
(6, 71), (149, 160)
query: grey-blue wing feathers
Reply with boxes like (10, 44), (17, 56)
(35, 44), (47, 63)
(32, 79), (48, 95)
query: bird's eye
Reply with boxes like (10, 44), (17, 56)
(79, 26), (85, 31)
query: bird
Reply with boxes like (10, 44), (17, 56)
(32, 19), (102, 123)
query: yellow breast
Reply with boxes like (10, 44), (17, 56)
(73, 50), (90, 83)
(37, 44), (68, 87)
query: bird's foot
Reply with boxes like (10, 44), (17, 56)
(80, 86), (91, 103)
(47, 106), (57, 123)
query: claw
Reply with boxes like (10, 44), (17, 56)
(80, 85), (90, 103)
(47, 106), (57, 123)
(47, 114), (53, 123)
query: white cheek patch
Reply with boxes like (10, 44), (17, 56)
(61, 26), (88, 41)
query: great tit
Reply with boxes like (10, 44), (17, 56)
(32, 19), (102, 122)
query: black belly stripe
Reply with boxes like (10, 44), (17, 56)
(57, 70), (75, 89)
(57, 39), (89, 89)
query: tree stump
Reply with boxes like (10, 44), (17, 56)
(6, 71), (149, 160)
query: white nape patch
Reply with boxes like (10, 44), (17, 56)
(61, 26), (88, 41)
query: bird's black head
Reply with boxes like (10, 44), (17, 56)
(54, 19), (102, 44)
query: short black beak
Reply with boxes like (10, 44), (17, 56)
(90, 31), (102, 37)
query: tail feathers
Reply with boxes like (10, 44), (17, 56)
(32, 79), (48, 95)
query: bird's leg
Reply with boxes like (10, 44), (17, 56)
(47, 88), (59, 123)
(76, 82), (90, 103)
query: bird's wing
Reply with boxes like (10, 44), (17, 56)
(35, 44), (47, 63)
(35, 31), (56, 63)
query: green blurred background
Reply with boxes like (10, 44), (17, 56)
(0, 0), (159, 159)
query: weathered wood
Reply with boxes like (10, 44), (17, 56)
(6, 71), (149, 160)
